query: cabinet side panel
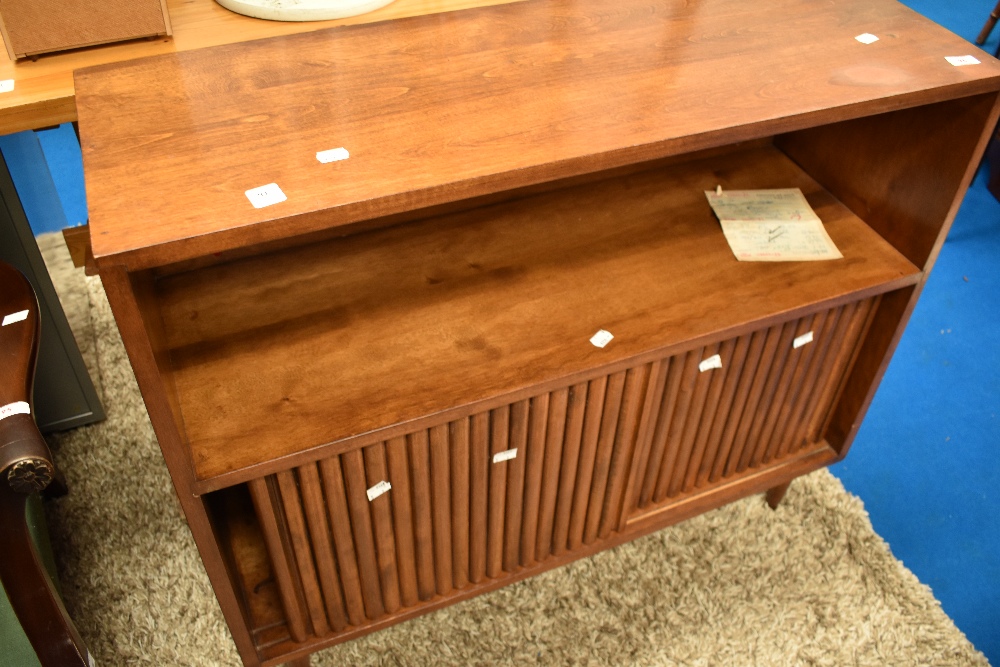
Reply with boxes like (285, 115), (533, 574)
(98, 267), (262, 665)
(777, 93), (1000, 270)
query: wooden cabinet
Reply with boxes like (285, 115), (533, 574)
(74, 0), (1000, 664)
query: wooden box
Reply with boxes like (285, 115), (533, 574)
(0, 0), (171, 60)
(73, 0), (1000, 664)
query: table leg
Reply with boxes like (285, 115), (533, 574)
(766, 481), (792, 510)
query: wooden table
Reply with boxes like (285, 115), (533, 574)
(74, 1), (1000, 665)
(0, 0), (521, 135)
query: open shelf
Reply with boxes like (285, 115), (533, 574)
(155, 142), (919, 488)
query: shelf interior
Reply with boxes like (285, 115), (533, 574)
(154, 142), (920, 485)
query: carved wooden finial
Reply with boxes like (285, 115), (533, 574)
(7, 459), (53, 494)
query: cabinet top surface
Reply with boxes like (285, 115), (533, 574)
(76, 0), (1000, 269)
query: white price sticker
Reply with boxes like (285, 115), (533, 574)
(2, 310), (28, 326)
(245, 183), (287, 209)
(793, 331), (814, 349)
(317, 147), (350, 163)
(590, 329), (614, 348)
(699, 354), (723, 372)
(0, 402), (30, 421)
(945, 55), (981, 66)
(366, 480), (391, 501)
(0, 80), (13, 93)
(493, 448), (518, 463)
(855, 33), (879, 44)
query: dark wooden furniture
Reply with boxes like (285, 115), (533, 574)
(977, 1), (1000, 55)
(0, 150), (106, 432)
(74, 1), (1000, 665)
(0, 0), (171, 60)
(0, 261), (90, 667)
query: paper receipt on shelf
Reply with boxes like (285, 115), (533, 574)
(704, 188), (842, 261)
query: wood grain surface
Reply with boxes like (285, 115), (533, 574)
(71, 3), (1000, 663)
(75, 0), (1000, 270)
(154, 143), (920, 487)
(0, 0), (522, 134)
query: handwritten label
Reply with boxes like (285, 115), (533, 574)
(366, 480), (391, 501)
(705, 188), (842, 262)
(493, 448), (518, 463)
(699, 354), (722, 372)
(0, 402), (30, 421)
(0, 80), (13, 93)
(2, 310), (28, 326)
(590, 329), (614, 348)
(793, 331), (814, 349)
(245, 183), (287, 209)
(855, 33), (879, 44)
(317, 147), (350, 163)
(945, 55), (981, 66)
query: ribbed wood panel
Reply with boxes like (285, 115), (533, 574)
(247, 297), (878, 643)
(250, 369), (652, 640)
(629, 297), (879, 514)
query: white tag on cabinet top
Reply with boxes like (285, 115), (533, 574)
(245, 183), (287, 209)
(317, 147), (350, 163)
(945, 55), (981, 66)
(590, 329), (614, 348)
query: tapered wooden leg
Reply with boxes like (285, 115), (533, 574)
(765, 481), (791, 510)
(976, 0), (1000, 45)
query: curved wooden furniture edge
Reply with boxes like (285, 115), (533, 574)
(0, 482), (89, 667)
(0, 260), (88, 666)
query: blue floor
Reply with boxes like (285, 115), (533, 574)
(3, 1), (998, 662)
(829, 1), (1000, 662)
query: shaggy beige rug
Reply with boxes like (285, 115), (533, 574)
(35, 233), (987, 667)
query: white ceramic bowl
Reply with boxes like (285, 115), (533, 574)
(214, 0), (396, 21)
